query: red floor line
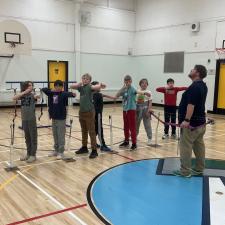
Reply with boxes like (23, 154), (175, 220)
(7, 203), (87, 225)
(115, 153), (134, 161)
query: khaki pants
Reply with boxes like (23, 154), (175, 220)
(179, 126), (206, 175)
(79, 111), (97, 150)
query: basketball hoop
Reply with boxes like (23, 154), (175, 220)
(8, 41), (24, 48)
(9, 42), (16, 48)
(215, 48), (225, 60)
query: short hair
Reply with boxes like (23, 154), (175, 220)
(124, 75), (132, 81)
(167, 78), (174, 84)
(194, 65), (207, 79)
(91, 81), (99, 85)
(54, 80), (63, 87)
(139, 78), (148, 86)
(21, 81), (33, 92)
(82, 73), (92, 81)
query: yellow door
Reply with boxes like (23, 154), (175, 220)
(48, 61), (66, 90)
(217, 63), (225, 109)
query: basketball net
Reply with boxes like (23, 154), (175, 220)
(215, 48), (225, 60)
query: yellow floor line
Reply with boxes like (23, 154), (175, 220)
(0, 165), (34, 191)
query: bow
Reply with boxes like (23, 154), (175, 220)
(38, 89), (44, 121)
(12, 88), (17, 124)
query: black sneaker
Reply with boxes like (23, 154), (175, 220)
(75, 146), (88, 154)
(130, 144), (137, 151)
(119, 141), (129, 148)
(100, 145), (112, 152)
(89, 150), (98, 159)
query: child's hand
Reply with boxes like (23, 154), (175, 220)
(35, 95), (40, 100)
(100, 83), (106, 89)
(145, 92), (151, 97)
(148, 108), (154, 114)
(24, 87), (32, 94)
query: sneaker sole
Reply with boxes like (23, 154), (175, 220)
(173, 173), (191, 178)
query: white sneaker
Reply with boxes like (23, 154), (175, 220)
(56, 153), (64, 160)
(20, 154), (29, 161)
(162, 134), (169, 139)
(48, 151), (58, 157)
(147, 139), (152, 146)
(26, 156), (36, 163)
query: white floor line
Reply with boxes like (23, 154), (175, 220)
(209, 177), (225, 225)
(5, 162), (87, 225)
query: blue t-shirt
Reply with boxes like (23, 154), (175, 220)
(120, 86), (137, 111)
(178, 80), (208, 127)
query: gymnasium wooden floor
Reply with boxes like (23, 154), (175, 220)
(0, 104), (224, 225)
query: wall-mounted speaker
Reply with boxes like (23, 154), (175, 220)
(191, 22), (200, 32)
(79, 11), (91, 26)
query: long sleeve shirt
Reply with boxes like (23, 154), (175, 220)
(156, 87), (188, 106)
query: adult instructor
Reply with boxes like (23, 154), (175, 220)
(174, 65), (208, 178)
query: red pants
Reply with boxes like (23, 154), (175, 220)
(123, 110), (136, 144)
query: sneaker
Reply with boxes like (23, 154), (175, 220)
(75, 146), (89, 154)
(191, 169), (203, 176)
(147, 139), (152, 146)
(26, 156), (36, 163)
(162, 134), (169, 139)
(130, 144), (137, 151)
(89, 150), (98, 159)
(48, 151), (58, 157)
(96, 144), (100, 148)
(173, 170), (191, 178)
(100, 145), (112, 152)
(119, 141), (129, 148)
(56, 153), (65, 160)
(171, 134), (177, 139)
(20, 154), (29, 161)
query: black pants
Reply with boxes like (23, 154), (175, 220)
(95, 112), (106, 146)
(164, 105), (177, 135)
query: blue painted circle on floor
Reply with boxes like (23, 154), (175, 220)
(88, 159), (203, 225)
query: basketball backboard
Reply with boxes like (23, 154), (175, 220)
(0, 20), (32, 56)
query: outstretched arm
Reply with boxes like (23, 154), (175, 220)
(102, 94), (117, 100)
(91, 83), (106, 91)
(115, 85), (127, 98)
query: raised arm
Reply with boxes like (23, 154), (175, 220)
(13, 87), (32, 100)
(70, 82), (82, 90)
(176, 87), (188, 92)
(156, 87), (166, 93)
(91, 83), (106, 91)
(136, 90), (151, 97)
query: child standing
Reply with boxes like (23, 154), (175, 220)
(70, 74), (106, 158)
(156, 78), (187, 139)
(136, 78), (153, 145)
(13, 81), (38, 163)
(115, 75), (150, 150)
(42, 80), (76, 159)
(91, 81), (114, 152)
